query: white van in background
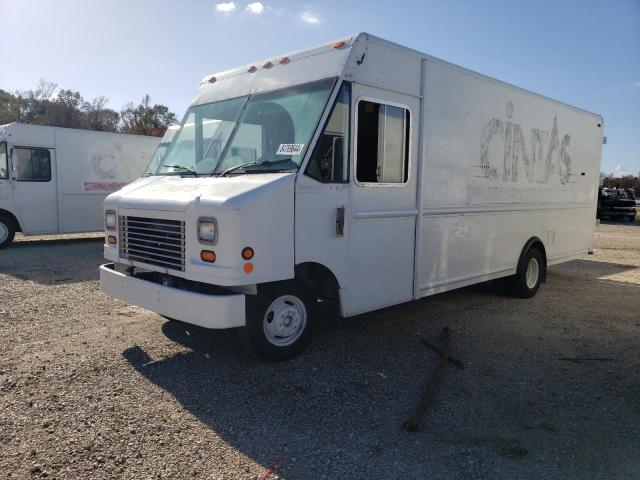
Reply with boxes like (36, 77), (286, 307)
(100, 33), (603, 360)
(0, 123), (159, 247)
(143, 125), (180, 176)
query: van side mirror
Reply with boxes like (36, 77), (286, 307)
(9, 147), (16, 180)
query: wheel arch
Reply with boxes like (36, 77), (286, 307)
(0, 209), (21, 232)
(294, 261), (342, 304)
(520, 236), (547, 282)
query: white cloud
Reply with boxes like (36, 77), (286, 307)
(246, 2), (264, 14)
(634, 81), (640, 88)
(215, 2), (236, 13)
(299, 10), (320, 24)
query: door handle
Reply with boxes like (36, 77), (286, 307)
(335, 206), (345, 236)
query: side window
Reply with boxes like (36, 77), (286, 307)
(15, 147), (52, 182)
(305, 83), (351, 183)
(356, 100), (410, 184)
(0, 142), (7, 179)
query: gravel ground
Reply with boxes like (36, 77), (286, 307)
(1, 222), (639, 479)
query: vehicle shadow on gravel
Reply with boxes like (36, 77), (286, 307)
(0, 240), (103, 285)
(120, 271), (640, 479)
(550, 259), (639, 284)
(115, 282), (566, 479)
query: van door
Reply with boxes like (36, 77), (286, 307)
(344, 84), (420, 315)
(9, 146), (58, 234)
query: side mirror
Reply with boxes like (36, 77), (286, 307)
(9, 148), (16, 180)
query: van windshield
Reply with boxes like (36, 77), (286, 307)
(156, 78), (336, 176)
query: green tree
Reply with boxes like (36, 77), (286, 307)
(120, 95), (177, 136)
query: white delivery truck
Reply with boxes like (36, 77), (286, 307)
(0, 123), (159, 247)
(100, 33), (603, 360)
(142, 125), (180, 176)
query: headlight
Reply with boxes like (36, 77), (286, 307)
(198, 218), (218, 244)
(105, 211), (117, 230)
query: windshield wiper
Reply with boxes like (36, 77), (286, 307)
(218, 158), (296, 177)
(161, 164), (199, 177)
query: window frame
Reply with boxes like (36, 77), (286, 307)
(304, 81), (352, 184)
(13, 146), (52, 183)
(353, 96), (412, 188)
(0, 141), (8, 179)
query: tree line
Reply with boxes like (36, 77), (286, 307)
(0, 79), (177, 137)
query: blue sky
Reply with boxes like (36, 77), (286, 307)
(1, 0), (638, 174)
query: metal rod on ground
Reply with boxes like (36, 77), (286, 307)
(419, 337), (465, 370)
(404, 327), (453, 432)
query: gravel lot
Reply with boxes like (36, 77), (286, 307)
(1, 223), (639, 479)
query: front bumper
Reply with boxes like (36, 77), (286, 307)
(99, 263), (246, 329)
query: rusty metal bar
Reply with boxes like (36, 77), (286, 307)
(419, 336), (464, 370)
(404, 327), (453, 432)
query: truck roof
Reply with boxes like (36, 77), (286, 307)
(194, 32), (602, 121)
(0, 122), (159, 139)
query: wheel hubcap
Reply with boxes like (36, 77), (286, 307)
(0, 222), (8, 244)
(263, 295), (307, 347)
(525, 257), (539, 289)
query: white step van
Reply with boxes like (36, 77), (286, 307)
(0, 123), (159, 247)
(100, 33), (603, 360)
(142, 125), (180, 176)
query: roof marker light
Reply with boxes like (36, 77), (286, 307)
(333, 40), (346, 49)
(278, 56), (290, 64)
(261, 61), (273, 69)
(202, 74), (216, 84)
(246, 65), (257, 72)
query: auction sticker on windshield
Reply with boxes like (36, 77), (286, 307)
(276, 144), (305, 155)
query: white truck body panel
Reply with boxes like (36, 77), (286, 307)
(0, 123), (159, 235)
(100, 33), (602, 328)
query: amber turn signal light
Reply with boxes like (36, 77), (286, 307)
(243, 263), (254, 273)
(200, 250), (216, 263)
(241, 247), (254, 260)
(107, 235), (117, 245)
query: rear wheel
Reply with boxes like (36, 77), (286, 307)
(0, 215), (15, 249)
(511, 247), (545, 299)
(628, 215), (636, 223)
(241, 281), (315, 361)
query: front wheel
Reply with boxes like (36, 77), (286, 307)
(0, 215), (16, 249)
(511, 248), (545, 299)
(241, 281), (315, 361)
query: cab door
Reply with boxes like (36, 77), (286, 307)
(9, 145), (59, 234)
(344, 84), (420, 315)
(295, 82), (351, 312)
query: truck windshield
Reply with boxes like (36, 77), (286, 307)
(155, 78), (336, 176)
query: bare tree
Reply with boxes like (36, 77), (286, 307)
(34, 78), (58, 100)
(82, 96), (120, 132)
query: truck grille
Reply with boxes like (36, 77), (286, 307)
(119, 216), (185, 271)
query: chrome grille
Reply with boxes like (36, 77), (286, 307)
(119, 216), (185, 271)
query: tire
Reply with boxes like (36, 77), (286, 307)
(511, 247), (545, 299)
(241, 280), (315, 361)
(0, 215), (16, 249)
(628, 216), (636, 223)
